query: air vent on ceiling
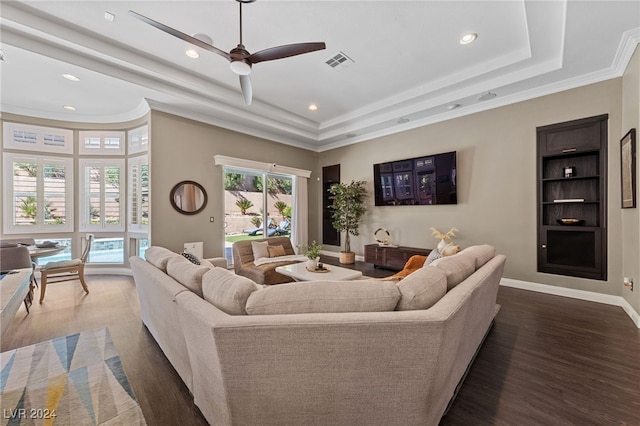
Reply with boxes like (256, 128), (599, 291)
(325, 51), (355, 71)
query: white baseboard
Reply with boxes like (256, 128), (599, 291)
(500, 278), (640, 328)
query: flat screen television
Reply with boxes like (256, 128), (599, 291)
(373, 151), (457, 206)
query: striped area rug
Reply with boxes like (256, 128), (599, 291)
(1, 327), (146, 425)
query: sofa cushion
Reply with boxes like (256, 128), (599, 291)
(245, 280), (401, 315)
(166, 256), (211, 297)
(202, 268), (261, 315)
(461, 245), (496, 270)
(396, 267), (447, 311)
(145, 246), (178, 272)
(251, 241), (270, 261)
(267, 245), (286, 258)
(429, 251), (476, 291)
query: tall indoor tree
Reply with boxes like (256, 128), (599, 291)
(328, 180), (367, 264)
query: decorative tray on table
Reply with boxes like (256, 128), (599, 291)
(306, 266), (330, 273)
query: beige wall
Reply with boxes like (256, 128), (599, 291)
(148, 111), (319, 258)
(318, 79), (624, 296)
(621, 46), (640, 311)
(1, 72), (633, 301)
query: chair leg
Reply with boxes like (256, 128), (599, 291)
(39, 273), (47, 303)
(78, 266), (89, 294)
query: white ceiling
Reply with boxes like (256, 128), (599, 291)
(1, 1), (639, 152)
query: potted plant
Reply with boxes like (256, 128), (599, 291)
(299, 240), (322, 269)
(328, 180), (367, 264)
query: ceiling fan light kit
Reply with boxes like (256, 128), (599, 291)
(129, 0), (326, 105)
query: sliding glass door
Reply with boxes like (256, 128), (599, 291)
(223, 167), (293, 264)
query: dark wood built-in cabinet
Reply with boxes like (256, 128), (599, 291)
(537, 114), (607, 280)
(322, 165), (340, 246)
(364, 244), (431, 270)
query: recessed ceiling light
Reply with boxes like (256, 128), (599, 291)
(62, 74), (80, 82)
(104, 11), (115, 22)
(186, 33), (212, 59)
(63, 105), (76, 111)
(460, 33), (478, 45)
(447, 103), (461, 110)
(186, 49), (200, 59)
(308, 104), (318, 111)
(478, 92), (497, 101)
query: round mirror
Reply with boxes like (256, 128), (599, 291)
(170, 181), (208, 215)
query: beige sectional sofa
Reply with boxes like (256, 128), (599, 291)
(130, 244), (506, 426)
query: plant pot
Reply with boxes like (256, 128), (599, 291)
(339, 251), (355, 264)
(306, 258), (320, 270)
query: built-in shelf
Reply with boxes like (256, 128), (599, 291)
(537, 114), (607, 280)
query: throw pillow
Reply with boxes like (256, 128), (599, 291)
(251, 240), (270, 260)
(424, 248), (442, 266)
(267, 245), (286, 258)
(181, 251), (201, 265)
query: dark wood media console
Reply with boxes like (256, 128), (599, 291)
(364, 244), (432, 270)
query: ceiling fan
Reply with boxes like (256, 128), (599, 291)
(129, 0), (326, 106)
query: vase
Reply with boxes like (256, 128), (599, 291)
(306, 258), (319, 270)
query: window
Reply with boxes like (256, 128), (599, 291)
(78, 131), (125, 155)
(128, 155), (149, 231)
(128, 125), (149, 155)
(32, 238), (72, 267)
(79, 159), (125, 231)
(3, 153), (73, 233)
(223, 168), (293, 264)
(88, 236), (124, 264)
(3, 123), (73, 154)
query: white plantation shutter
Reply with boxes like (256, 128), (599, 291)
(3, 123), (73, 154)
(128, 155), (149, 231)
(3, 153), (73, 233)
(78, 131), (125, 155)
(79, 159), (125, 231)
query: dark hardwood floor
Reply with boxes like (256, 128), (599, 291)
(2, 271), (639, 425)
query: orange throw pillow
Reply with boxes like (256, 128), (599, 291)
(268, 245), (286, 258)
(392, 255), (427, 279)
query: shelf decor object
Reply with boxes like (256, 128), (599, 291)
(620, 128), (636, 209)
(374, 227), (397, 247)
(536, 114), (608, 280)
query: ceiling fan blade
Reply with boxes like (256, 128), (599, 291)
(239, 74), (252, 105)
(248, 42), (326, 64)
(129, 10), (231, 61)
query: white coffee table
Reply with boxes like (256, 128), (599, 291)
(276, 262), (363, 281)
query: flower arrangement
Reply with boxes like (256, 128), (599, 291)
(430, 227), (459, 252)
(299, 240), (322, 260)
